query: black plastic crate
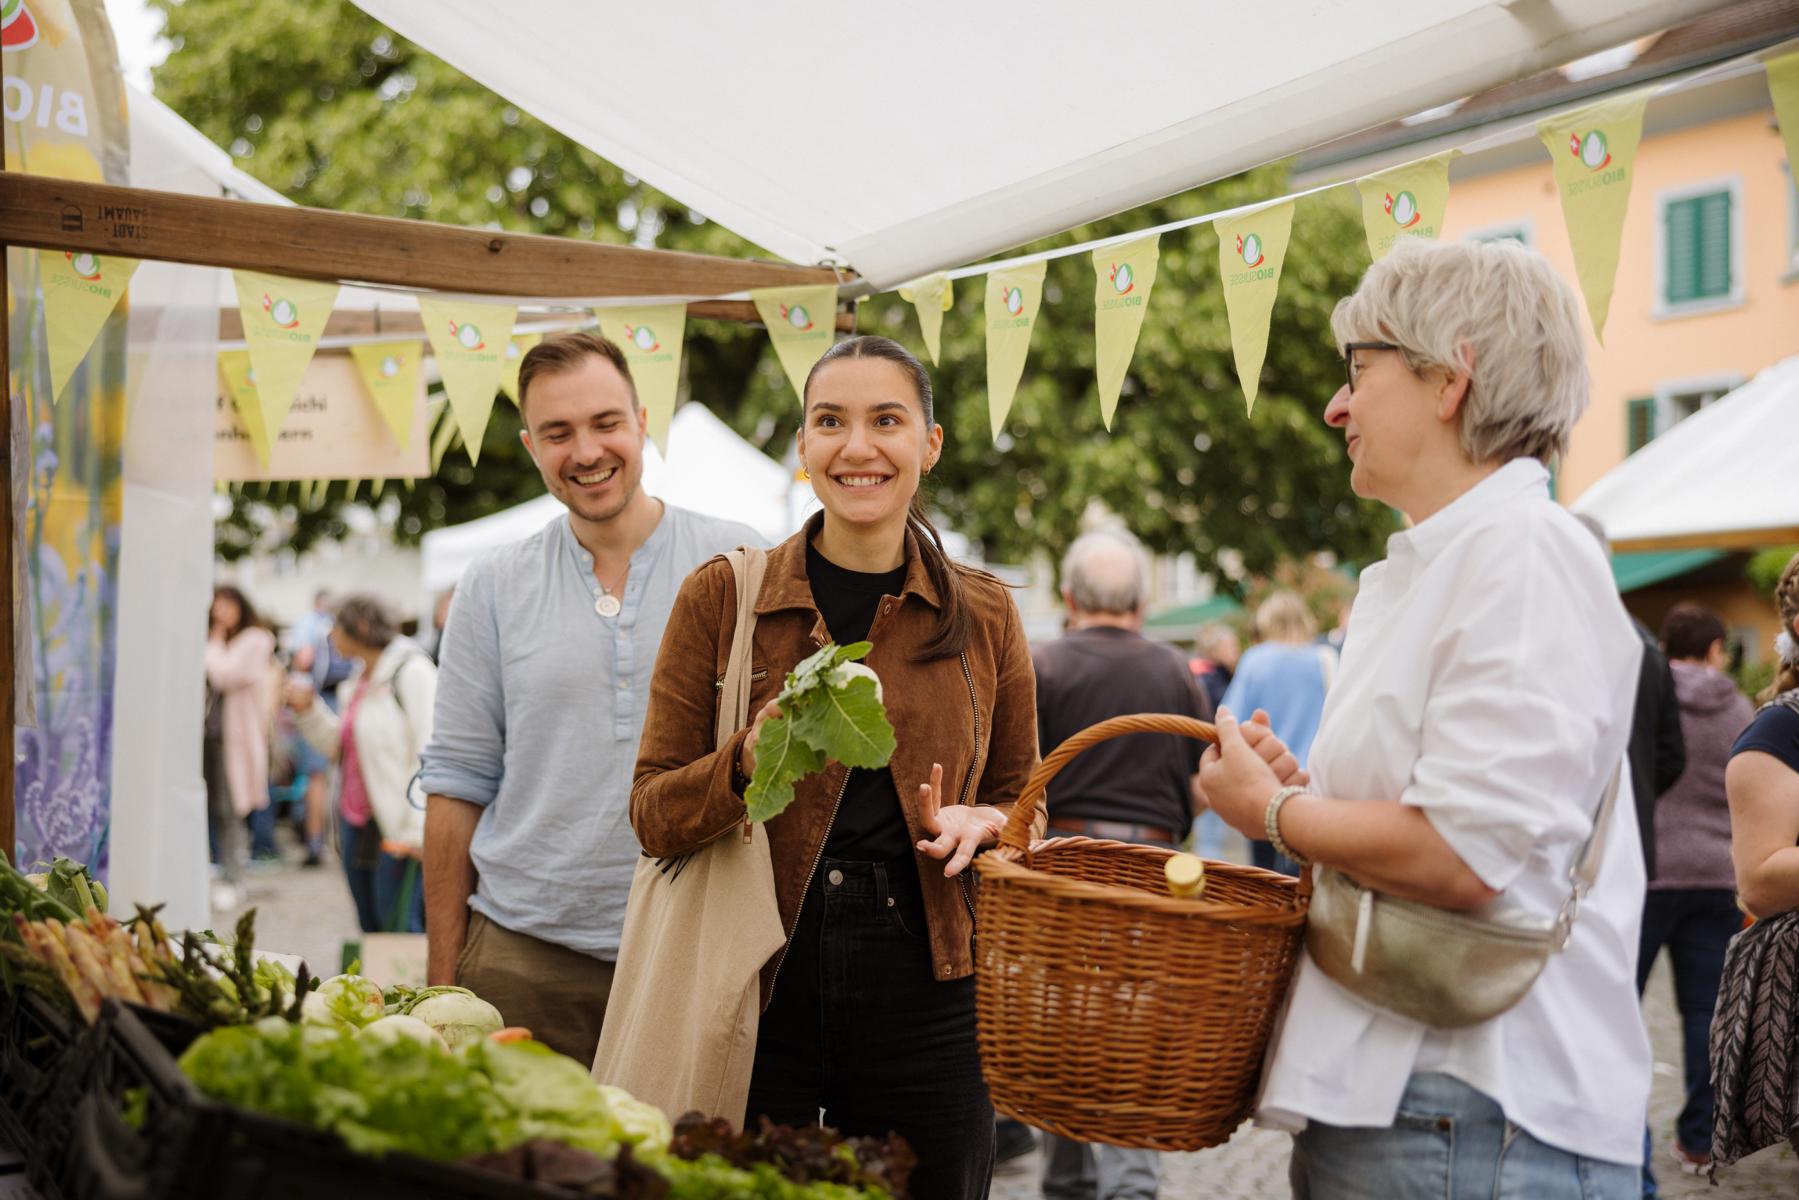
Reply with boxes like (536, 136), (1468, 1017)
(0, 988), (79, 1156)
(41, 1002), (581, 1200)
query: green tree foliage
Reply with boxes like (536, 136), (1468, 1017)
(153, 0), (1393, 581)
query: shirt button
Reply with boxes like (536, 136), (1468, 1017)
(827, 869), (844, 886)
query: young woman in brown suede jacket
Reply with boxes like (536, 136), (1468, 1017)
(632, 335), (1042, 1200)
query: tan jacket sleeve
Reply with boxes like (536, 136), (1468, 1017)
(630, 560), (753, 858)
(977, 589), (1047, 840)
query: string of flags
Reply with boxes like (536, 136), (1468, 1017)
(30, 44), (1799, 477)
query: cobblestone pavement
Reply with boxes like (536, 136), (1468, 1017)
(225, 830), (1798, 1200)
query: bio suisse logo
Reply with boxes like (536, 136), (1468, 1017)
(1001, 285), (1025, 317)
(263, 293), (300, 330)
(625, 324), (660, 353)
(1236, 233), (1265, 269)
(779, 304), (813, 332)
(1385, 190), (1421, 228)
(66, 251), (101, 281)
(449, 320), (485, 351)
(380, 355), (402, 379)
(1109, 262), (1135, 295)
(1570, 130), (1611, 171)
(2, 0), (39, 51)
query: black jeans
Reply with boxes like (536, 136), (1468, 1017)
(747, 855), (995, 1200)
(1635, 887), (1741, 1155)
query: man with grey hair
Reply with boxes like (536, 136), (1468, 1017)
(1030, 528), (1211, 1200)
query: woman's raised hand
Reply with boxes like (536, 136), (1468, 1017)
(916, 761), (1005, 878)
(739, 698), (784, 780)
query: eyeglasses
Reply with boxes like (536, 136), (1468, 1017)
(1342, 342), (1399, 393)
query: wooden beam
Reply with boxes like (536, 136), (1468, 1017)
(215, 298), (855, 342)
(0, 172), (848, 298)
(1611, 528), (1799, 554)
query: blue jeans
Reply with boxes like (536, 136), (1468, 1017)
(1290, 1072), (1639, 1200)
(1634, 888), (1737, 1158)
(337, 811), (425, 934)
(1041, 1131), (1158, 1200)
(746, 856), (994, 1200)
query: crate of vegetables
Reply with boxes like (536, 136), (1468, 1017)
(50, 987), (914, 1200)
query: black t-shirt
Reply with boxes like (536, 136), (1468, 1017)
(1732, 696), (1799, 775)
(806, 541), (914, 862)
(1031, 627), (1211, 834)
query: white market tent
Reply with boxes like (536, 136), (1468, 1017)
(354, 0), (1735, 289)
(420, 402), (803, 592)
(1572, 355), (1799, 552)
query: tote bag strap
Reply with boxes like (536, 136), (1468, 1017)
(715, 547), (769, 749)
(1550, 757), (1623, 948)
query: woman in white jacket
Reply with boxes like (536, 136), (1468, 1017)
(286, 595), (436, 933)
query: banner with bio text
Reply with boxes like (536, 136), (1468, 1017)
(1537, 91), (1649, 344)
(497, 331), (543, 405)
(1213, 200), (1295, 414)
(984, 261), (1047, 441)
(40, 249), (138, 402)
(595, 303), (687, 453)
(217, 349), (272, 472)
(1091, 236), (1159, 430)
(348, 339), (425, 450)
(1355, 153), (1454, 261)
(752, 285), (838, 400)
(897, 273), (952, 365)
(232, 270), (339, 464)
(1769, 51), (1799, 190)
(419, 296), (517, 464)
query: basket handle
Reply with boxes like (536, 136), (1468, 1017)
(998, 713), (1218, 853)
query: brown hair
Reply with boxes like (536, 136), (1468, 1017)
(1765, 551), (1799, 703)
(211, 584), (267, 641)
(516, 331), (637, 416)
(333, 594), (400, 652)
(1660, 603), (1725, 663)
(803, 335), (979, 661)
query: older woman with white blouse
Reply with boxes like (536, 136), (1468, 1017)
(1200, 239), (1649, 1199)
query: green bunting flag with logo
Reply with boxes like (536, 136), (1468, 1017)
(40, 249), (139, 403)
(594, 303), (687, 454)
(497, 331), (544, 405)
(752, 285), (838, 400)
(217, 349), (272, 468)
(1213, 200), (1295, 414)
(1768, 51), (1799, 193)
(1091, 236), (1160, 430)
(897, 273), (953, 365)
(984, 261), (1047, 441)
(1537, 90), (1649, 344)
(232, 270), (340, 458)
(1355, 153), (1455, 261)
(418, 296), (518, 464)
(348, 340), (425, 451)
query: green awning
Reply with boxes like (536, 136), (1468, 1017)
(1143, 595), (1243, 629)
(1611, 549), (1726, 593)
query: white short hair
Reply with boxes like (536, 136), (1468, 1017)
(1330, 239), (1589, 465)
(1062, 529), (1150, 615)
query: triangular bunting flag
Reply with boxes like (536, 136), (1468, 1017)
(1537, 91), (1649, 344)
(984, 261), (1047, 441)
(429, 402), (462, 473)
(218, 349), (272, 468)
(498, 331), (544, 405)
(1213, 200), (1296, 414)
(418, 296), (517, 464)
(751, 285), (838, 400)
(1355, 153), (1455, 261)
(1768, 52), (1799, 192)
(897, 273), (953, 365)
(348, 340), (425, 451)
(595, 303), (687, 454)
(41, 250), (138, 402)
(232, 271), (339, 450)
(1091, 236), (1160, 430)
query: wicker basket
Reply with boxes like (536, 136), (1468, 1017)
(972, 713), (1311, 1151)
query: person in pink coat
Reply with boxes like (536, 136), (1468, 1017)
(203, 585), (276, 905)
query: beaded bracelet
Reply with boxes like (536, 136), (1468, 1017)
(1264, 785), (1312, 869)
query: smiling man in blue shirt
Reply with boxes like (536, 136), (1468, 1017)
(420, 332), (761, 1065)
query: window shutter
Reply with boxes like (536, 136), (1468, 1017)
(1664, 198), (1700, 305)
(1695, 190), (1731, 299)
(1626, 397), (1656, 454)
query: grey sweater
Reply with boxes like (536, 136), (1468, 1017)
(1651, 661), (1755, 891)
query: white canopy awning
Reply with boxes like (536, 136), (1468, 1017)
(1572, 355), (1799, 552)
(354, 0), (1733, 288)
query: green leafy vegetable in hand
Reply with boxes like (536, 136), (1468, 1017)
(746, 642), (896, 824)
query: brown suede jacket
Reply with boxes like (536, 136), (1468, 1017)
(631, 520), (1043, 996)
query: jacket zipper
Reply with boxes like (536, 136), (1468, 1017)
(956, 651), (981, 931)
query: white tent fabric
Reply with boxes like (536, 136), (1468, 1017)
(354, 0), (1729, 288)
(1572, 355), (1799, 546)
(420, 402), (800, 592)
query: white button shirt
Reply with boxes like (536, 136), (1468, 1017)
(1255, 458), (1652, 1166)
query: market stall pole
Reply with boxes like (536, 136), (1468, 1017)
(0, 168), (856, 866)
